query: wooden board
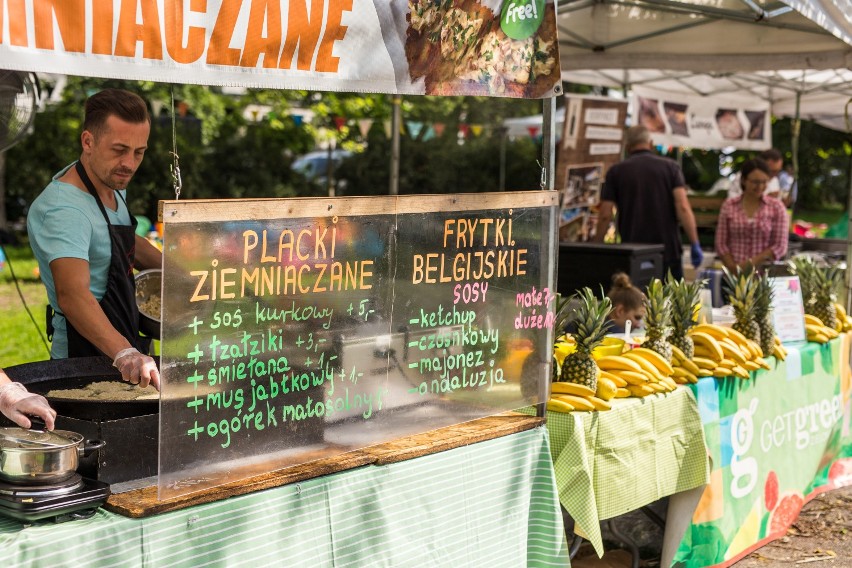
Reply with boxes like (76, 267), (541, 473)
(104, 412), (543, 518)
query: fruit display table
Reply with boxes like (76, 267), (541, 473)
(0, 425), (568, 567)
(669, 334), (852, 568)
(524, 386), (711, 555)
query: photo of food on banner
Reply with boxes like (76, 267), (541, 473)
(559, 163), (604, 242)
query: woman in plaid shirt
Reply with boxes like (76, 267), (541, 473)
(715, 158), (789, 272)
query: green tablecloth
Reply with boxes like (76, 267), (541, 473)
(524, 387), (710, 555)
(673, 336), (852, 567)
(0, 426), (568, 567)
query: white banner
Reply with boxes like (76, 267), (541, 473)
(0, 0), (561, 98)
(633, 85), (772, 151)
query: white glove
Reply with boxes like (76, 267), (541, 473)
(0, 382), (57, 430)
(113, 347), (160, 391)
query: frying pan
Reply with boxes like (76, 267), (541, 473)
(3, 357), (159, 421)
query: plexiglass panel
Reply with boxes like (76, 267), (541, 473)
(158, 192), (558, 499)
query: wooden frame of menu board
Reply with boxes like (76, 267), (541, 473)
(156, 191), (559, 499)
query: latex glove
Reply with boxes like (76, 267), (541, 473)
(0, 382), (57, 430)
(113, 348), (160, 391)
(690, 242), (704, 269)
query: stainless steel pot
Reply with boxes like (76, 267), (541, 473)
(0, 427), (105, 484)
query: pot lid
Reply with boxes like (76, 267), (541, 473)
(0, 427), (78, 449)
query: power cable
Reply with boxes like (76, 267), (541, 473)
(0, 243), (51, 356)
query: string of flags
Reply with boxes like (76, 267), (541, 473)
(287, 113), (542, 141)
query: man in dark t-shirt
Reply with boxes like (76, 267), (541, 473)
(593, 125), (703, 279)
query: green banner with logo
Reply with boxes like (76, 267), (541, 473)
(674, 337), (852, 567)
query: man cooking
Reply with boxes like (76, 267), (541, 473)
(27, 89), (161, 390)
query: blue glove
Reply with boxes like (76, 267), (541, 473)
(690, 242), (704, 268)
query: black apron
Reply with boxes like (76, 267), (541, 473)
(61, 161), (142, 358)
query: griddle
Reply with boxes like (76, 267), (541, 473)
(3, 357), (159, 420)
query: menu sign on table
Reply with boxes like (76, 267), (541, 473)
(770, 276), (807, 343)
(158, 192), (558, 499)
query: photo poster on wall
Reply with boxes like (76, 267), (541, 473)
(632, 85), (772, 151)
(770, 276), (807, 343)
(156, 192), (559, 500)
(555, 94), (628, 193)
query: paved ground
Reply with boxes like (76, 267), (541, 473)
(571, 484), (852, 567)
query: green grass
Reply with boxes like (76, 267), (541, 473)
(0, 244), (52, 366)
(795, 208), (845, 227)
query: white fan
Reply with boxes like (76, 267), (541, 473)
(0, 70), (37, 153)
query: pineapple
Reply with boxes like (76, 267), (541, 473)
(754, 273), (777, 356)
(643, 278), (673, 362)
(559, 287), (612, 391)
(790, 256), (843, 329)
(812, 264), (843, 329)
(666, 274), (706, 360)
(724, 267), (761, 344)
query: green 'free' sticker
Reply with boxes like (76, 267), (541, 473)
(501, 0), (546, 40)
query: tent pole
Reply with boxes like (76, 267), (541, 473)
(791, 92), (801, 217)
(389, 95), (401, 195)
(542, 94), (556, 190)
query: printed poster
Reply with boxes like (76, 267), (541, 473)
(0, 0), (561, 98)
(770, 276), (807, 343)
(633, 85), (771, 151)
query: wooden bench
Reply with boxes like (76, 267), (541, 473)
(688, 195), (725, 229)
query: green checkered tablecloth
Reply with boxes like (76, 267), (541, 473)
(0, 426), (568, 567)
(524, 386), (710, 555)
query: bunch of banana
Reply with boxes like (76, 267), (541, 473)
(834, 303), (852, 332)
(685, 324), (772, 379)
(547, 380), (613, 413)
(593, 348), (678, 398)
(804, 315), (840, 344)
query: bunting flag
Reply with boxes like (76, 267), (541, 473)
(527, 126), (540, 138)
(358, 119), (374, 138)
(433, 123), (446, 137)
(471, 125), (484, 137)
(333, 116), (347, 130)
(458, 123), (471, 138)
(421, 126), (436, 141)
(406, 121), (425, 139)
(291, 115), (304, 127)
(383, 120), (392, 138)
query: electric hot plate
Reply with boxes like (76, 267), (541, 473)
(0, 473), (110, 523)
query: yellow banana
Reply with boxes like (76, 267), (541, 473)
(757, 357), (772, 370)
(596, 355), (644, 374)
(809, 333), (830, 344)
(612, 370), (650, 386)
(600, 370), (627, 387)
(553, 394), (596, 411)
(719, 340), (748, 364)
(725, 327), (751, 347)
(690, 324), (730, 340)
(732, 365), (749, 379)
(743, 360), (761, 371)
(622, 352), (664, 379)
(697, 369), (714, 377)
(690, 332), (725, 361)
(835, 303), (848, 319)
(822, 327), (839, 339)
(648, 382), (668, 393)
(672, 375), (689, 385)
(669, 344), (687, 364)
(627, 384), (655, 397)
(719, 358), (737, 369)
(713, 367), (734, 377)
(614, 388), (632, 398)
(692, 357), (720, 370)
(679, 358), (702, 375)
(629, 347), (674, 376)
(745, 339), (764, 358)
(586, 396), (612, 411)
(595, 378), (617, 401)
(804, 314), (825, 327)
(659, 375), (679, 390)
(694, 346), (723, 361)
(805, 323), (826, 336)
(551, 382), (596, 398)
(547, 399), (574, 413)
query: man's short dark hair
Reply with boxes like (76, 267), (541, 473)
(83, 89), (150, 136)
(760, 148), (782, 162)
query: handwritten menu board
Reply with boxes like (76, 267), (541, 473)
(770, 276), (807, 343)
(158, 192), (559, 499)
